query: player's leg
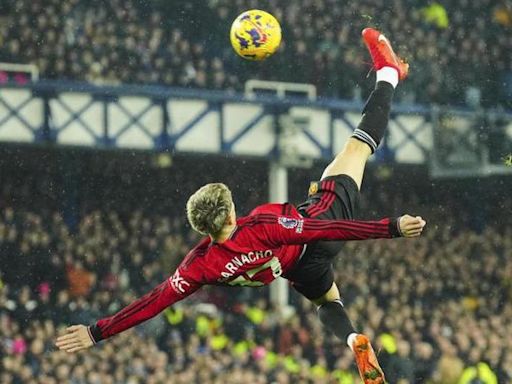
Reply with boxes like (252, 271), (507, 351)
(313, 283), (355, 343)
(314, 283), (386, 384)
(292, 29), (409, 383)
(321, 28), (409, 189)
(285, 255), (386, 383)
(321, 138), (371, 190)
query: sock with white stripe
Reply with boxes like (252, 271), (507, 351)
(347, 332), (359, 351)
(317, 299), (356, 343)
(351, 67), (397, 153)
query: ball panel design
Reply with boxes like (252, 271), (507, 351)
(230, 10), (282, 61)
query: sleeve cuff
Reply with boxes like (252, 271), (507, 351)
(88, 324), (103, 344)
(389, 217), (403, 238)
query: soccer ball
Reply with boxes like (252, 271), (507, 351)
(230, 9), (282, 61)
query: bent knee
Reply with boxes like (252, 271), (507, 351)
(311, 283), (341, 306)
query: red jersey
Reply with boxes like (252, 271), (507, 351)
(89, 203), (401, 342)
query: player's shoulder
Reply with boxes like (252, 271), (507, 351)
(236, 203), (301, 230)
(180, 237), (211, 269)
(248, 202), (299, 217)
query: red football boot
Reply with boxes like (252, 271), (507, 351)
(362, 27), (409, 80)
(351, 334), (386, 384)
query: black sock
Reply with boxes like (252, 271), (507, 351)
(351, 81), (395, 153)
(318, 299), (356, 342)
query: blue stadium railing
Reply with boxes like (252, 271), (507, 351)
(0, 80), (510, 171)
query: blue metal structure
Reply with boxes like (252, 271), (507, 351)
(0, 81), (510, 173)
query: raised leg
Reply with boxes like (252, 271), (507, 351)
(321, 27), (409, 191)
(321, 81), (395, 189)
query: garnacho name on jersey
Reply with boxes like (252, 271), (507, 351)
(220, 250), (273, 279)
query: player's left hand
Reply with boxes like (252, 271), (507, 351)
(55, 325), (94, 353)
(399, 215), (426, 237)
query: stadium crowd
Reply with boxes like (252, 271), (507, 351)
(1, 0), (512, 106)
(0, 151), (511, 384)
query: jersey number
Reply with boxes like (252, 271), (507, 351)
(228, 257), (283, 287)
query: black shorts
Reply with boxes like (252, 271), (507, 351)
(283, 174), (360, 300)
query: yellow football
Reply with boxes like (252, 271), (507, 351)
(230, 9), (282, 61)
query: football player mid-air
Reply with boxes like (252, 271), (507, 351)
(57, 28), (422, 384)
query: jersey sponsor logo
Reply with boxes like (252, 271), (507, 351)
(169, 270), (190, 294)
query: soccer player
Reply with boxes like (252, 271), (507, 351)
(56, 28), (420, 383)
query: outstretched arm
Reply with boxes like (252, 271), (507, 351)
(56, 272), (201, 352)
(261, 213), (426, 247)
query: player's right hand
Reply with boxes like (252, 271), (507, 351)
(55, 325), (94, 353)
(399, 215), (426, 237)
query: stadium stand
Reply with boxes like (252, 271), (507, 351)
(1, 0), (511, 382)
(1, 149), (511, 383)
(1, 0), (511, 106)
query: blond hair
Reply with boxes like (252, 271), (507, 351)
(186, 183), (233, 236)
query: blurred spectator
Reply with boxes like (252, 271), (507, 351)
(421, 2), (449, 29)
(493, 3), (512, 27)
(0, 150), (510, 382)
(66, 261), (95, 297)
(413, 342), (435, 382)
(459, 362), (498, 384)
(385, 340), (415, 383)
(0, 0), (511, 107)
